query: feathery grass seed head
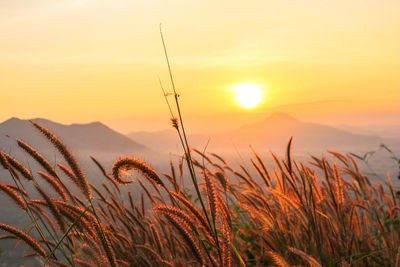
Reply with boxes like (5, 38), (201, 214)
(112, 157), (164, 186)
(0, 223), (46, 257)
(31, 121), (92, 200)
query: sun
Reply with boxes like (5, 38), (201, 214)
(232, 83), (263, 109)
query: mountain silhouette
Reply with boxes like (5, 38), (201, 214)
(224, 112), (381, 151)
(128, 113), (383, 154)
(0, 117), (148, 155)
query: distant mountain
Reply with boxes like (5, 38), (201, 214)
(0, 117), (150, 155)
(128, 113), (384, 154)
(128, 129), (182, 152)
(128, 129), (209, 154)
(0, 117), (160, 196)
(223, 112), (382, 151)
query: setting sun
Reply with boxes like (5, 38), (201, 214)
(232, 83), (263, 109)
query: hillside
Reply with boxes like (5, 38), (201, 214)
(0, 117), (149, 154)
(128, 113), (384, 154)
(224, 113), (382, 151)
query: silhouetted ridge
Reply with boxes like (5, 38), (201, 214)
(0, 117), (149, 154)
(127, 113), (382, 152)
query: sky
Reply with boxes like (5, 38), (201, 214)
(0, 0), (399, 133)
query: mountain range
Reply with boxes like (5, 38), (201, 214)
(128, 113), (386, 154)
(0, 113), (396, 172)
(0, 117), (157, 190)
(0, 117), (149, 155)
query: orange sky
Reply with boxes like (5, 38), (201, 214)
(0, 0), (399, 133)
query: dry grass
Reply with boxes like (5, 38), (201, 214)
(0, 122), (398, 266)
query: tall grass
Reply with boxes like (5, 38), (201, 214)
(0, 121), (399, 266)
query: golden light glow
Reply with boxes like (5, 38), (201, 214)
(233, 84), (263, 109)
(0, 1), (399, 132)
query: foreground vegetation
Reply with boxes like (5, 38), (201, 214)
(0, 121), (399, 267)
